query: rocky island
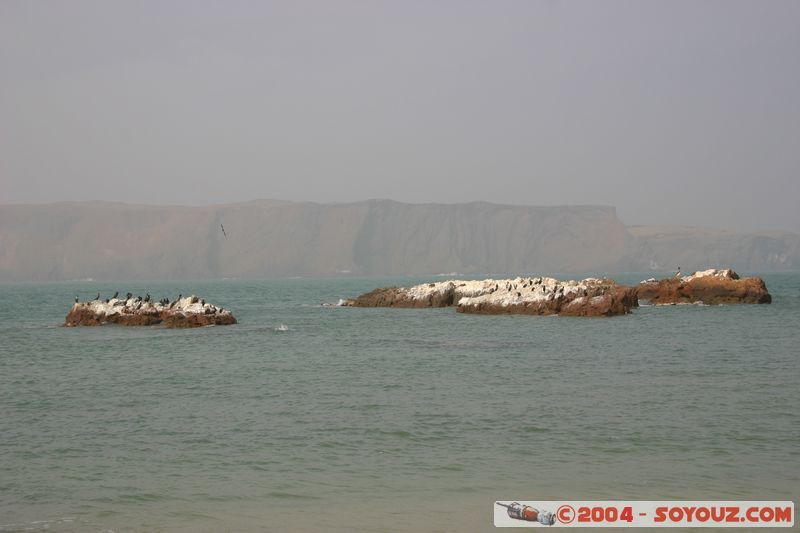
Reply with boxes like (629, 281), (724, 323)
(637, 269), (771, 305)
(345, 277), (639, 317)
(65, 295), (237, 328)
(346, 268), (771, 316)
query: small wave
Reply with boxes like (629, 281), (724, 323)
(436, 463), (466, 472)
(274, 324), (289, 332)
(318, 299), (348, 307)
(519, 425), (548, 433)
(268, 491), (317, 500)
(368, 429), (414, 439)
(0, 517), (76, 532)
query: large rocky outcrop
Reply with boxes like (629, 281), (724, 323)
(65, 295), (237, 328)
(346, 277), (638, 317)
(637, 269), (771, 305)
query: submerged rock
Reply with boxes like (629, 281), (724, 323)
(345, 277), (638, 317)
(637, 269), (771, 305)
(65, 296), (237, 328)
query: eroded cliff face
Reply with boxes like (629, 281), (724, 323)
(621, 226), (800, 272)
(350, 201), (628, 276)
(0, 201), (627, 280)
(1, 201), (797, 281)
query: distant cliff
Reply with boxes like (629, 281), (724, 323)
(621, 225), (800, 273)
(0, 200), (797, 281)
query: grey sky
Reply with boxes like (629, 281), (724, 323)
(1, 0), (799, 232)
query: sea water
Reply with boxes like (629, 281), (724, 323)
(1, 273), (798, 532)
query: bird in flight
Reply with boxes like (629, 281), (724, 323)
(220, 224), (227, 238)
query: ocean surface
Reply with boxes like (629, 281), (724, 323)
(1, 273), (798, 532)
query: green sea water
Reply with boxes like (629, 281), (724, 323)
(1, 273), (798, 532)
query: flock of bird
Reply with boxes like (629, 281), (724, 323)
(75, 291), (187, 308)
(484, 277), (573, 299)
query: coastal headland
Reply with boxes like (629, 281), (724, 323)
(2, 201), (798, 282)
(65, 295), (236, 327)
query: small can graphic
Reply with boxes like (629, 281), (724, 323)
(497, 502), (555, 525)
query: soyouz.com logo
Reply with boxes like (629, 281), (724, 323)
(493, 501), (794, 527)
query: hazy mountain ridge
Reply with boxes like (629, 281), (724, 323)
(0, 201), (797, 281)
(623, 225), (800, 272)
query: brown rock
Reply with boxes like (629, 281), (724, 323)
(347, 277), (638, 317)
(638, 269), (770, 305)
(64, 306), (105, 326)
(346, 284), (456, 308)
(456, 283), (638, 317)
(161, 313), (238, 328)
(559, 285), (639, 317)
(64, 296), (237, 328)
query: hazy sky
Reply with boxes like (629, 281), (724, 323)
(1, 0), (798, 232)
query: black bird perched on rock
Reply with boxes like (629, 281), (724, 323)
(126, 292), (132, 300)
(95, 292), (100, 300)
(144, 293), (150, 303)
(112, 291), (118, 299)
(177, 294), (182, 301)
